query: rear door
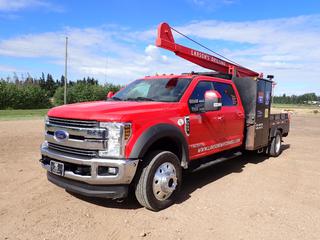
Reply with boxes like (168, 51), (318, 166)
(187, 80), (226, 159)
(213, 81), (244, 148)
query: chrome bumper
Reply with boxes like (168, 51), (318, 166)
(40, 145), (139, 185)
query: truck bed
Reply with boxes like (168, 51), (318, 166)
(270, 113), (290, 137)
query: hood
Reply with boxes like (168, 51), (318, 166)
(48, 101), (179, 122)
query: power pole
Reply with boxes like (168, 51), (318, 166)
(64, 37), (68, 105)
(105, 56), (108, 82)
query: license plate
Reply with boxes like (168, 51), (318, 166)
(50, 160), (64, 176)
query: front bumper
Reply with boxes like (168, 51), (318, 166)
(47, 172), (128, 199)
(40, 145), (139, 185)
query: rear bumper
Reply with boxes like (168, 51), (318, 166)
(47, 172), (128, 199)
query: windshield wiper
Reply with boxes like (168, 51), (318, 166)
(110, 96), (123, 101)
(126, 97), (154, 101)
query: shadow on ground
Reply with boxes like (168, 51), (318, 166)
(69, 144), (290, 209)
(176, 144), (290, 204)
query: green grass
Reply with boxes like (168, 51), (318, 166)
(272, 103), (320, 109)
(0, 109), (49, 121)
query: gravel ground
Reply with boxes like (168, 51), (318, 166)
(0, 115), (319, 240)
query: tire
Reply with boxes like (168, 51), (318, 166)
(135, 151), (182, 211)
(269, 130), (282, 157)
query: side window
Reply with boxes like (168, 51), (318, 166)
(214, 82), (238, 106)
(189, 81), (214, 112)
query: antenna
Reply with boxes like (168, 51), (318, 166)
(105, 56), (108, 82)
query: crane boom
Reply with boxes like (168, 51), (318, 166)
(156, 22), (261, 78)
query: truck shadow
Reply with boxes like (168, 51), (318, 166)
(68, 144), (290, 209)
(67, 191), (142, 210)
(176, 144), (290, 204)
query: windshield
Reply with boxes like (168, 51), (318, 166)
(112, 77), (192, 102)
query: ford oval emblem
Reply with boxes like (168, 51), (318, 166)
(54, 130), (69, 142)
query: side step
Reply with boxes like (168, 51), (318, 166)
(190, 151), (242, 173)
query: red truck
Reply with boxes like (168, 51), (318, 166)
(40, 23), (289, 211)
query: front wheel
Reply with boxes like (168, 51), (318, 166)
(135, 151), (182, 211)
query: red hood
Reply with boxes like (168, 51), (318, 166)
(48, 101), (180, 122)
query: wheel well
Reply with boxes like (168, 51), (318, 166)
(142, 137), (182, 163)
(270, 127), (283, 139)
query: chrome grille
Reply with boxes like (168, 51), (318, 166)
(48, 142), (98, 157)
(48, 117), (98, 128)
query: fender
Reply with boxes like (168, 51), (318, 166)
(129, 124), (189, 168)
(269, 126), (282, 140)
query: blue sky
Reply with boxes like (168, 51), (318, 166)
(0, 0), (320, 95)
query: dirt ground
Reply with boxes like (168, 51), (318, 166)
(1, 114), (320, 240)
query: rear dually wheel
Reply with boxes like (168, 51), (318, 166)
(269, 130), (282, 157)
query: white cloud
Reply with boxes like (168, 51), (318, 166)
(0, 0), (62, 12)
(0, 64), (17, 72)
(172, 15), (320, 94)
(189, 0), (236, 9)
(0, 15), (319, 94)
(0, 26), (169, 84)
(144, 45), (168, 62)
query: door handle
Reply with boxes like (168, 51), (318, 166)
(217, 116), (224, 120)
(237, 112), (244, 118)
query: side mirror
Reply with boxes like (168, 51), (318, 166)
(204, 90), (222, 112)
(106, 91), (114, 99)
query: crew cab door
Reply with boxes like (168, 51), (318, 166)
(213, 81), (244, 147)
(187, 80), (225, 159)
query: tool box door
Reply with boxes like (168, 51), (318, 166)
(254, 79), (272, 148)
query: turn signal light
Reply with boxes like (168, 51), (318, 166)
(124, 124), (132, 141)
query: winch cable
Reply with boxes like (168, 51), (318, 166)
(170, 26), (249, 70)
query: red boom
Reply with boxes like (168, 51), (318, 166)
(156, 22), (261, 78)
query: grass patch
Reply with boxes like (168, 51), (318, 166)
(272, 104), (320, 109)
(0, 109), (49, 121)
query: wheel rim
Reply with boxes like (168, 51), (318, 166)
(275, 135), (281, 153)
(152, 162), (178, 201)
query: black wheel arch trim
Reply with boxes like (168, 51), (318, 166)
(129, 124), (189, 168)
(270, 127), (283, 139)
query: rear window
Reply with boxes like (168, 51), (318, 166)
(214, 82), (238, 106)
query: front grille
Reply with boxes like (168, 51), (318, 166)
(48, 142), (98, 157)
(47, 131), (85, 140)
(48, 117), (98, 128)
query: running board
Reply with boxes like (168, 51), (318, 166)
(191, 151), (242, 173)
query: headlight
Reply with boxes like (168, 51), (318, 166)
(45, 115), (49, 124)
(98, 122), (131, 158)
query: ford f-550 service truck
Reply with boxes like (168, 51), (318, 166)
(40, 22), (289, 211)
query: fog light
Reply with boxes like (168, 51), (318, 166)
(97, 166), (118, 176)
(108, 167), (118, 175)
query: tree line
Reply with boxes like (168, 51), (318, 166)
(0, 73), (121, 109)
(1, 73), (319, 109)
(273, 93), (320, 104)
